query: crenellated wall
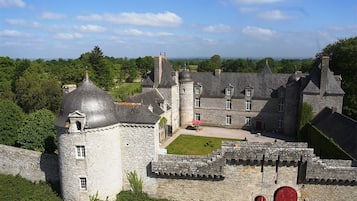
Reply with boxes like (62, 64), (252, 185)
(150, 141), (357, 200)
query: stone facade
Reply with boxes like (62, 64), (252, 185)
(57, 124), (123, 201)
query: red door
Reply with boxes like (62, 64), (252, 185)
(255, 195), (266, 201)
(274, 186), (297, 201)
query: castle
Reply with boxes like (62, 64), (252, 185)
(1, 55), (356, 201)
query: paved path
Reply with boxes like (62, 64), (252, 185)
(160, 126), (289, 148)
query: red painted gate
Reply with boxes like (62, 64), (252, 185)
(255, 195), (266, 201)
(274, 186), (297, 201)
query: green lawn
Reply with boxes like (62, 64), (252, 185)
(0, 174), (61, 201)
(166, 134), (242, 155)
(109, 82), (141, 102)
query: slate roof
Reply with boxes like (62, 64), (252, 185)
(55, 74), (119, 129)
(126, 89), (165, 115)
(142, 57), (176, 88)
(116, 103), (160, 124)
(303, 65), (345, 95)
(311, 107), (357, 160)
(190, 71), (291, 99)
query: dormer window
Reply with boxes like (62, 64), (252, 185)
(245, 86), (254, 97)
(194, 83), (202, 95)
(68, 110), (86, 133)
(225, 84), (234, 97)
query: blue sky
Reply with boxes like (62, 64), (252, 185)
(0, 0), (356, 59)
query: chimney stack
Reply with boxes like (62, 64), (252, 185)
(320, 56), (329, 96)
(154, 56), (163, 88)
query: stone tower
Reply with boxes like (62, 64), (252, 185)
(179, 69), (194, 127)
(55, 74), (122, 201)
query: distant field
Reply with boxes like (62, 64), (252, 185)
(109, 82), (141, 102)
(166, 134), (242, 155)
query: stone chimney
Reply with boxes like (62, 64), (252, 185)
(320, 56), (329, 96)
(154, 56), (164, 88)
(214, 69), (221, 76)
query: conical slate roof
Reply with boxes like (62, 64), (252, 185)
(55, 74), (119, 129)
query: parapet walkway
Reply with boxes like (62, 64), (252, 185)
(160, 126), (290, 148)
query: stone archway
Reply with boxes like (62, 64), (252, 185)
(255, 195), (266, 201)
(274, 186), (297, 201)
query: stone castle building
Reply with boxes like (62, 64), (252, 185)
(1, 55), (353, 200)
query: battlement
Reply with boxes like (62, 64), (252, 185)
(152, 141), (357, 184)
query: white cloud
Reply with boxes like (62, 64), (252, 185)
(242, 26), (276, 39)
(40, 12), (65, 20)
(202, 24), (231, 33)
(0, 0), (25, 8)
(6, 19), (40, 28)
(77, 11), (182, 27)
(0, 29), (29, 37)
(54, 32), (83, 40)
(116, 29), (174, 37)
(257, 9), (292, 20)
(76, 24), (106, 32)
(234, 0), (283, 4)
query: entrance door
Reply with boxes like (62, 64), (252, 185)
(274, 186), (297, 201)
(255, 195), (266, 201)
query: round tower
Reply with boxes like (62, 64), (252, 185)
(55, 74), (122, 201)
(179, 69), (194, 127)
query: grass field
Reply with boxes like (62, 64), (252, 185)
(109, 82), (141, 102)
(166, 134), (242, 155)
(0, 174), (61, 201)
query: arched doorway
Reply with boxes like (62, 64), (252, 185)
(255, 195), (266, 201)
(274, 186), (297, 201)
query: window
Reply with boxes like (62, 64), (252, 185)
(195, 98), (200, 107)
(246, 89), (251, 97)
(278, 99), (284, 112)
(226, 99), (232, 110)
(226, 115), (232, 125)
(79, 177), (87, 190)
(194, 86), (201, 95)
(76, 146), (85, 158)
(245, 117), (251, 126)
(225, 88), (232, 96)
(194, 113), (201, 121)
(245, 100), (252, 111)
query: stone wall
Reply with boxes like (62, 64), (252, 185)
(0, 144), (58, 183)
(57, 124), (122, 201)
(303, 93), (344, 115)
(194, 97), (282, 131)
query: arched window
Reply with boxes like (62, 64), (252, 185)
(76, 121), (82, 131)
(274, 186), (297, 201)
(255, 195), (266, 201)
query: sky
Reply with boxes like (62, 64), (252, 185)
(0, 0), (356, 59)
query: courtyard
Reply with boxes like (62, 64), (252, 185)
(160, 126), (293, 149)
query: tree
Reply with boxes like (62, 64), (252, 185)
(88, 46), (114, 90)
(17, 109), (57, 153)
(0, 100), (25, 146)
(136, 56), (154, 78)
(210, 54), (222, 69)
(197, 60), (217, 72)
(15, 69), (63, 114)
(315, 37), (357, 120)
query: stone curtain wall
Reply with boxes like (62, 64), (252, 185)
(0, 144), (58, 183)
